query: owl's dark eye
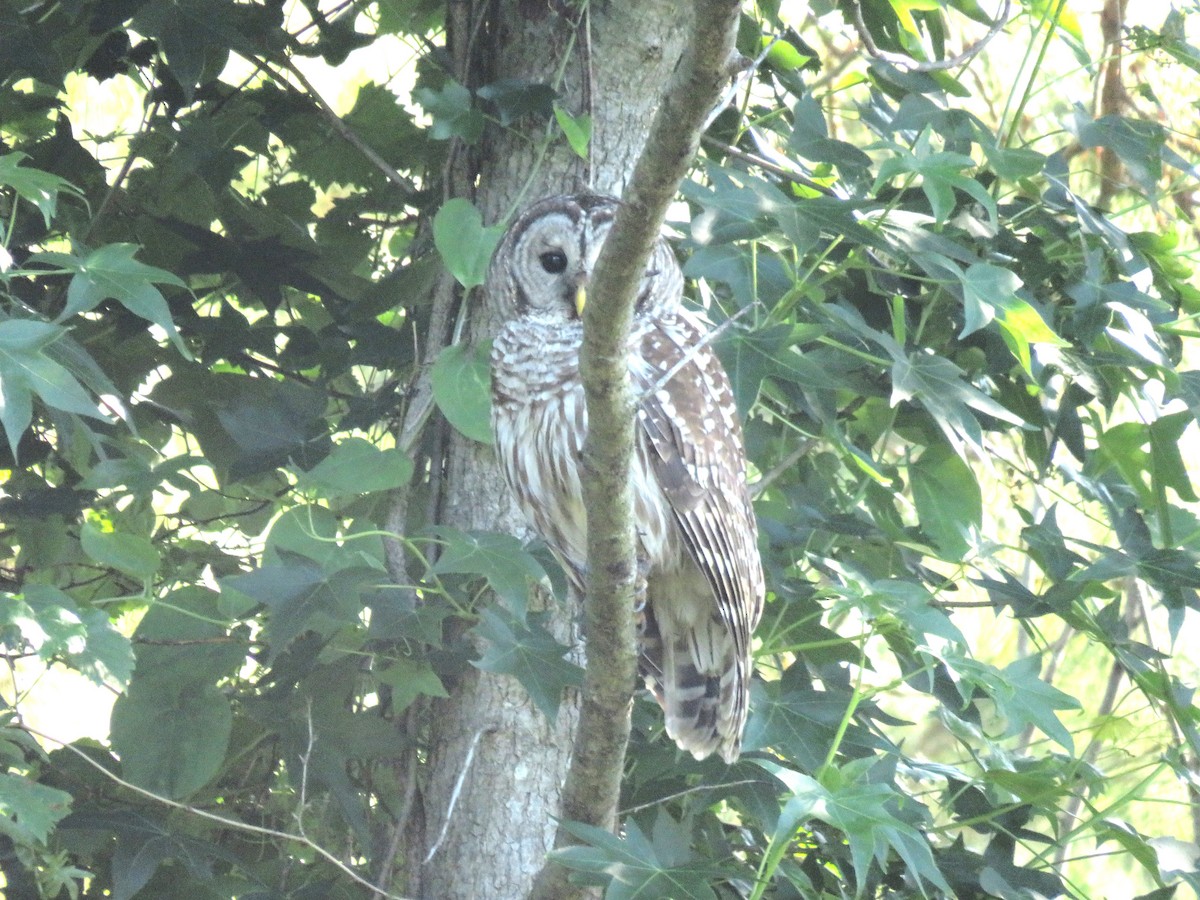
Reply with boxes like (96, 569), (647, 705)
(539, 250), (568, 274)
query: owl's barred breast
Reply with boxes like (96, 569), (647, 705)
(490, 320), (683, 586)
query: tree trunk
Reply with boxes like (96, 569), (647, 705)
(409, 3), (691, 898)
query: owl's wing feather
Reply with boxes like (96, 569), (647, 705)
(633, 311), (763, 656)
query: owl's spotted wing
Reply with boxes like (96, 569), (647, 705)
(633, 311), (764, 661)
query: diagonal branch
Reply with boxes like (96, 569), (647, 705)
(21, 724), (412, 900)
(528, 1), (743, 897)
(849, 0), (1012, 72)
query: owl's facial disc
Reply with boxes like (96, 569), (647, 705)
(513, 211), (607, 321)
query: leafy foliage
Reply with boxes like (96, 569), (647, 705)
(1, 0), (1199, 898)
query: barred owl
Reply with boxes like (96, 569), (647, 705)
(488, 193), (764, 763)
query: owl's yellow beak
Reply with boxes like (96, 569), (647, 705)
(575, 283), (587, 317)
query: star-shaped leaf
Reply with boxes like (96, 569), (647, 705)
(33, 244), (190, 357)
(472, 607), (581, 719)
(432, 527), (551, 617)
(553, 815), (727, 900)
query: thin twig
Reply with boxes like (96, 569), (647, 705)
(84, 98), (163, 244)
(636, 303), (758, 405)
(701, 134), (834, 195)
(849, 0), (1012, 72)
(21, 725), (411, 900)
(272, 56), (417, 193)
(751, 438), (816, 500)
(619, 779), (762, 816)
(701, 38), (766, 132)
(422, 724), (497, 864)
(295, 698), (316, 836)
(373, 704), (423, 898)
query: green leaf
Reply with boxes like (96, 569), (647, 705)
(221, 555), (371, 659)
(414, 80), (484, 143)
(910, 444), (982, 559)
(891, 352), (1024, 452)
(432, 527), (550, 618)
(0, 774), (73, 847)
(980, 142), (1047, 181)
(1137, 548), (1200, 609)
(57, 809), (228, 900)
(1070, 107), (1166, 196)
(431, 341), (494, 444)
(554, 105), (592, 160)
(768, 768), (950, 894)
(339, 83), (429, 185)
(553, 815), (724, 900)
(477, 79), (557, 125)
(0, 318), (112, 458)
(1149, 411), (1199, 503)
(375, 656), (449, 712)
(867, 579), (967, 646)
(263, 504), (342, 569)
(433, 198), (504, 290)
(1096, 421), (1186, 509)
(0, 152), (82, 228)
(296, 437), (414, 497)
(48, 244), (191, 356)
(789, 95), (872, 175)
(764, 36), (816, 73)
(959, 262), (1022, 337)
(472, 608), (581, 720)
(110, 676), (232, 799)
(132, 587), (244, 684)
(741, 681), (846, 771)
(0, 355), (33, 457)
(80, 522), (161, 581)
(2, 585), (135, 690)
(131, 0), (255, 96)
(874, 130), (996, 225)
(962, 655), (1081, 752)
(149, 368), (327, 483)
(959, 263), (1065, 373)
(43, 327), (132, 425)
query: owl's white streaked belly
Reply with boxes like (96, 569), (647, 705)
(491, 334), (680, 582)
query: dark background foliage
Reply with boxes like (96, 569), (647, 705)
(2, 0), (1199, 897)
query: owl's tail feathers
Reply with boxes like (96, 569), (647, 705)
(640, 611), (749, 764)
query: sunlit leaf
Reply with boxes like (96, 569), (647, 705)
(0, 774), (73, 847)
(2, 585), (134, 691)
(554, 106), (592, 159)
(433, 198), (504, 290)
(0, 152), (82, 228)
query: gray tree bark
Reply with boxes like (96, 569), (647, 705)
(409, 3), (691, 899)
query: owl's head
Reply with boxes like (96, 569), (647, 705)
(486, 193), (683, 325)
